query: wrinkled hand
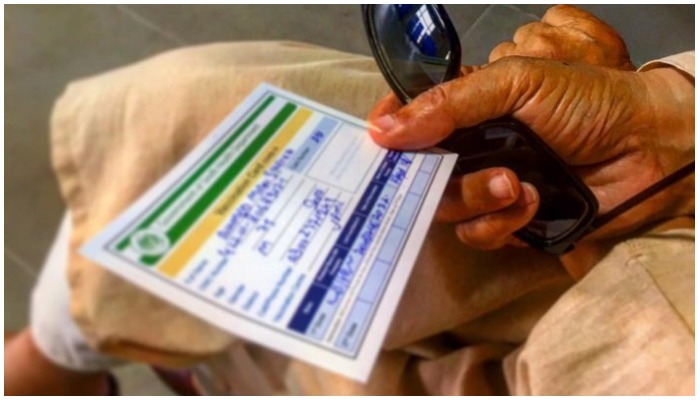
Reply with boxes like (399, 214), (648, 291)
(490, 5), (635, 70)
(368, 59), (694, 250)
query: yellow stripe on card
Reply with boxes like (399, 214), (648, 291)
(158, 107), (313, 278)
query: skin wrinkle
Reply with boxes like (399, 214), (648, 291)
(367, 17), (693, 252)
(590, 70), (616, 140)
(513, 60), (546, 112)
(547, 72), (590, 159)
(605, 72), (638, 133)
(460, 64), (508, 123)
(513, 22), (539, 44)
(435, 168), (521, 223)
(505, 61), (671, 219)
(457, 215), (510, 250)
(592, 162), (652, 214)
(605, 75), (645, 153)
(581, 145), (662, 213)
(589, 71), (619, 153)
(547, 76), (572, 124)
(606, 74), (677, 215)
(565, 27), (605, 67)
(557, 82), (588, 159)
(533, 65), (672, 222)
(515, 65), (595, 162)
(517, 64), (680, 229)
(573, 68), (630, 161)
(640, 70), (694, 176)
(530, 36), (556, 58)
(431, 84), (456, 132)
(563, 26), (596, 46)
(456, 192), (538, 250)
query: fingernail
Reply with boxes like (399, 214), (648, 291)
(488, 173), (515, 199)
(521, 182), (538, 205)
(371, 114), (397, 133)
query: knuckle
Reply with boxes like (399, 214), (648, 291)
(525, 20), (544, 29)
(422, 83), (455, 120)
(429, 84), (450, 105)
(454, 224), (471, 245)
(474, 213), (503, 239)
(489, 42), (507, 59)
(455, 223), (484, 249)
(488, 56), (537, 100)
(489, 42), (516, 61)
(459, 65), (480, 76)
(531, 34), (555, 48)
(410, 84), (449, 116)
(525, 35), (561, 58)
(514, 22), (545, 43)
(543, 4), (575, 20)
(492, 55), (532, 75)
(456, 222), (505, 250)
(457, 214), (500, 241)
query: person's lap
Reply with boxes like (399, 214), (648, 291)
(26, 41), (694, 395)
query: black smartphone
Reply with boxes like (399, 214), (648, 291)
(362, 4), (598, 254)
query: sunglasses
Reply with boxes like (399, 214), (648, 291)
(362, 4), (694, 255)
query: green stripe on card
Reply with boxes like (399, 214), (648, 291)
(140, 102), (298, 266)
(115, 95), (275, 252)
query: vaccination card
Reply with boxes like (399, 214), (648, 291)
(81, 83), (457, 381)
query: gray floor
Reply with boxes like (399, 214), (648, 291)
(5, 4), (693, 395)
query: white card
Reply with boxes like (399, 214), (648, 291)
(81, 83), (456, 382)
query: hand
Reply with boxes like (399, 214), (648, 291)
(489, 5), (635, 70)
(368, 58), (694, 251)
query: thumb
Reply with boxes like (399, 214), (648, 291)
(368, 58), (538, 150)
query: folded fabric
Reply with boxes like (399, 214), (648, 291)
(50, 41), (694, 395)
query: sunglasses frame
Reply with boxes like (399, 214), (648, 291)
(363, 4), (462, 104)
(362, 4), (695, 254)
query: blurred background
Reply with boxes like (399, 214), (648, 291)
(5, 4), (694, 395)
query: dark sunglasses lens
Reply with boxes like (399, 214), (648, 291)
(371, 4), (453, 98)
(445, 126), (590, 241)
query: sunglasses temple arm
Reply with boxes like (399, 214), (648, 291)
(585, 161), (695, 233)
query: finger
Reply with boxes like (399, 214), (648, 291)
(490, 39), (559, 62)
(367, 92), (403, 122)
(490, 23), (558, 64)
(511, 22), (569, 60)
(436, 168), (521, 222)
(368, 84), (457, 149)
(542, 5), (600, 28)
(454, 182), (539, 250)
(368, 57), (535, 150)
(488, 41), (517, 62)
(458, 64), (483, 77)
(543, 7), (635, 70)
(368, 65), (483, 148)
(542, 4), (615, 39)
(512, 22), (551, 44)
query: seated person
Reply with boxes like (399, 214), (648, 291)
(5, 5), (694, 395)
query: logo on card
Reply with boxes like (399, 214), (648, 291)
(131, 230), (170, 257)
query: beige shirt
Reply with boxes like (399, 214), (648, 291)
(50, 43), (694, 395)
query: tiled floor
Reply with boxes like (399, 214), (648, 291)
(5, 5), (693, 395)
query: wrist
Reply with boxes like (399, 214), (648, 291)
(640, 67), (694, 167)
(639, 67), (695, 214)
